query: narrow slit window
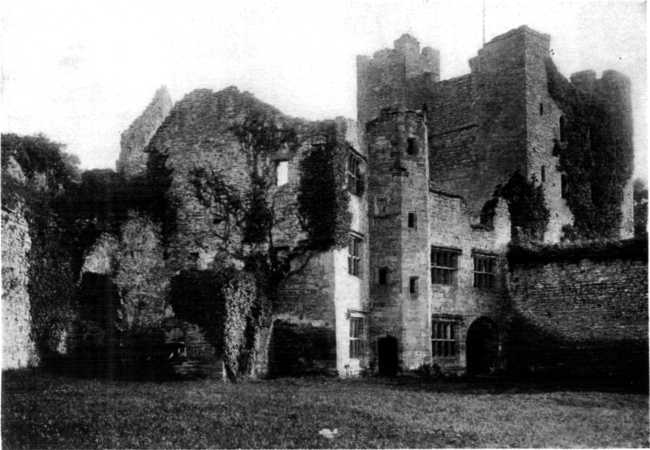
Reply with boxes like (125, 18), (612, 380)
(561, 174), (568, 198)
(408, 212), (417, 229)
(541, 165), (546, 183)
(407, 137), (418, 155)
(409, 276), (419, 295)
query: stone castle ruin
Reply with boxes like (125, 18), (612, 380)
(3, 25), (647, 380)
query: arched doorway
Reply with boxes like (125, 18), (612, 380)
(466, 317), (499, 376)
(377, 336), (398, 377)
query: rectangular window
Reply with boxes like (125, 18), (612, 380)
(473, 253), (496, 289)
(432, 319), (458, 357)
(276, 160), (289, 186)
(541, 165), (546, 183)
(409, 276), (419, 295)
(378, 267), (388, 285)
(346, 153), (364, 196)
(349, 316), (366, 359)
(408, 212), (417, 229)
(348, 234), (362, 277)
(431, 247), (460, 285)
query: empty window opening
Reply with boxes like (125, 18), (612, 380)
(432, 319), (458, 357)
(541, 165), (546, 183)
(378, 267), (389, 285)
(348, 234), (362, 277)
(349, 315), (366, 359)
(431, 247), (460, 285)
(473, 253), (496, 289)
(539, 103), (544, 115)
(559, 116), (567, 142)
(407, 137), (418, 155)
(276, 160), (289, 186)
(409, 276), (419, 295)
(408, 212), (417, 228)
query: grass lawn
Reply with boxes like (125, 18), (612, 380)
(2, 370), (648, 448)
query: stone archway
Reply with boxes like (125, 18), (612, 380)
(466, 317), (499, 376)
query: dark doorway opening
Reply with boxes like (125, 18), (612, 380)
(466, 317), (498, 376)
(377, 335), (398, 376)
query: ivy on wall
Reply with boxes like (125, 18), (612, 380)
(488, 172), (550, 243)
(169, 268), (257, 381)
(545, 59), (634, 239)
(297, 121), (352, 251)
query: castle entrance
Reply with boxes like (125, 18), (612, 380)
(466, 317), (498, 376)
(377, 336), (398, 376)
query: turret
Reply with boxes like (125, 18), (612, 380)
(366, 107), (432, 372)
(357, 35), (439, 133)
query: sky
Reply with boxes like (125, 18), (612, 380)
(1, 0), (647, 179)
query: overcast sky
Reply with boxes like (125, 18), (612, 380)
(1, 0), (646, 179)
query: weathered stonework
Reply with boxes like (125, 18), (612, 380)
(507, 244), (647, 378)
(117, 86), (173, 179)
(2, 206), (37, 369)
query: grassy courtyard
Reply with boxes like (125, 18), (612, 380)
(2, 370), (648, 448)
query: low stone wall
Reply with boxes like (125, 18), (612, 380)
(507, 239), (648, 380)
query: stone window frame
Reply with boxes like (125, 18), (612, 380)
(431, 316), (459, 358)
(346, 152), (364, 196)
(473, 251), (497, 290)
(347, 232), (363, 277)
(348, 312), (367, 359)
(430, 246), (460, 285)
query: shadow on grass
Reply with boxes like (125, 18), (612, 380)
(359, 373), (649, 395)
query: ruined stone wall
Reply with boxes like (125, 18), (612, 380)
(80, 213), (173, 331)
(117, 87), (172, 179)
(507, 242), (647, 378)
(428, 192), (511, 374)
(2, 206), (38, 369)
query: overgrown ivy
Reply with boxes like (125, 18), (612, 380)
(297, 121), (352, 251)
(545, 59), (634, 239)
(489, 171), (550, 243)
